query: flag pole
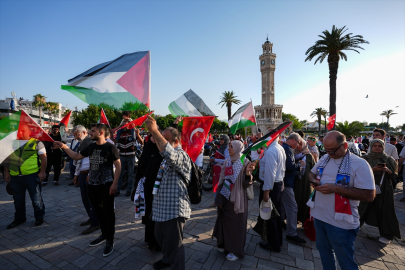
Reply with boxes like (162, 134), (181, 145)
(250, 99), (259, 135)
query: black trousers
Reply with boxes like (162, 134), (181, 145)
(155, 217), (186, 270)
(88, 182), (115, 241)
(259, 181), (284, 251)
(45, 154), (62, 182)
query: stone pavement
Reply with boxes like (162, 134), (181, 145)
(0, 166), (405, 270)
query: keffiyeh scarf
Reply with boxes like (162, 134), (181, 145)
(220, 159), (243, 200)
(309, 151), (354, 223)
(134, 177), (145, 218)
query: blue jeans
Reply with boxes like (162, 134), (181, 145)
(314, 218), (359, 270)
(117, 155), (135, 192)
(79, 172), (99, 227)
(10, 173), (45, 221)
(69, 159), (76, 178)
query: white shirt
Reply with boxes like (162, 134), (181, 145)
(399, 147), (405, 165)
(368, 143), (399, 160)
(249, 142), (261, 161)
(215, 147), (230, 165)
(195, 152), (204, 167)
(259, 138), (286, 190)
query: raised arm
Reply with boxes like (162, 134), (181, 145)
(53, 141), (84, 161)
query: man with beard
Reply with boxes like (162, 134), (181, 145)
(71, 125), (100, 235)
(53, 123), (121, 257)
(44, 125), (63, 186)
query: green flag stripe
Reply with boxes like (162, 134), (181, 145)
(168, 101), (188, 117)
(0, 111), (21, 141)
(230, 119), (256, 134)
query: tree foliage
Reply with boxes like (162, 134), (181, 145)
(310, 108), (324, 135)
(218, 91), (241, 120)
(282, 113), (304, 130)
(335, 121), (364, 136)
(380, 109), (397, 131)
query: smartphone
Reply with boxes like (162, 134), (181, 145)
(309, 178), (320, 186)
(378, 163), (386, 167)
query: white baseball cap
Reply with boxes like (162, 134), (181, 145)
(260, 200), (272, 220)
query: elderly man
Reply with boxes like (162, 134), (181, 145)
(145, 116), (192, 270)
(4, 126), (47, 228)
(71, 125), (100, 235)
(258, 134), (286, 252)
(281, 133), (307, 244)
(53, 123), (121, 257)
(309, 131), (375, 270)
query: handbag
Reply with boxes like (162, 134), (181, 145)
(375, 171), (385, 195)
(246, 185), (254, 200)
(304, 210), (316, 241)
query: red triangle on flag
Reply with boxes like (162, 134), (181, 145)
(17, 110), (54, 142)
(181, 116), (215, 162)
(98, 108), (110, 127)
(59, 111), (72, 127)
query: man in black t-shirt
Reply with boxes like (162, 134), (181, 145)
(53, 123), (121, 257)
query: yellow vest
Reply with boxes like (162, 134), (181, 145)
(9, 138), (41, 176)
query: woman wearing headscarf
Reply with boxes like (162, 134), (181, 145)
(359, 139), (400, 244)
(294, 139), (316, 223)
(214, 134), (230, 164)
(212, 141), (255, 261)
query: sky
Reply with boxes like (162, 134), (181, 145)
(0, 0), (404, 128)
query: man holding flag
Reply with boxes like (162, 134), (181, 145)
(44, 125), (64, 186)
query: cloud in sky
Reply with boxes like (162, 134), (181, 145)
(282, 51), (405, 127)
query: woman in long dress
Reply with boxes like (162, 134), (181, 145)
(212, 140), (255, 261)
(294, 139), (316, 224)
(359, 139), (400, 244)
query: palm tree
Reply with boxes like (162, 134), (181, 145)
(380, 110), (397, 131)
(310, 108), (324, 135)
(32, 94), (46, 126)
(45, 102), (59, 127)
(218, 91), (241, 120)
(305, 25), (369, 127)
(335, 121), (364, 137)
(321, 109), (328, 133)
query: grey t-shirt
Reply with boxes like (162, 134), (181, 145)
(311, 154), (375, 230)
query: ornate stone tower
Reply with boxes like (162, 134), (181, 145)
(254, 37), (283, 133)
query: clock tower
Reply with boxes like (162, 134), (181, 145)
(254, 37), (283, 132)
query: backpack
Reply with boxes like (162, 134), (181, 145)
(180, 156), (203, 204)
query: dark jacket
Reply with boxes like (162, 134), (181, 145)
(282, 142), (300, 189)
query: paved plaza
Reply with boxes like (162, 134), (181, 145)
(0, 165), (404, 270)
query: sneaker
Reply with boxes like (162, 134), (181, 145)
(42, 182), (47, 186)
(226, 253), (239, 261)
(80, 218), (91, 226)
(89, 235), (106, 247)
(125, 191), (131, 197)
(103, 241), (114, 257)
(35, 219), (43, 226)
(153, 260), (171, 270)
(217, 247), (224, 252)
(286, 235), (307, 244)
(379, 237), (391, 244)
(54, 182), (59, 186)
(259, 241), (280, 252)
(7, 219), (26, 229)
(114, 192), (120, 197)
(82, 225), (100, 235)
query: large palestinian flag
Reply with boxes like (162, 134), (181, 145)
(61, 51), (151, 110)
(241, 121), (292, 163)
(0, 110), (54, 168)
(168, 89), (215, 117)
(228, 102), (256, 134)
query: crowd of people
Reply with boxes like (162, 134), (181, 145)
(3, 110), (405, 270)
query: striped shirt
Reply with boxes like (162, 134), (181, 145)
(116, 131), (136, 156)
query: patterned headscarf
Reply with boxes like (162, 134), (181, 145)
(230, 140), (244, 162)
(294, 139), (311, 155)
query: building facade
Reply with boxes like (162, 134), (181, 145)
(254, 37), (283, 133)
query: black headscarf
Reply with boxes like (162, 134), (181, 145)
(135, 135), (162, 182)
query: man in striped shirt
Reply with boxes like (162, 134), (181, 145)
(116, 119), (143, 197)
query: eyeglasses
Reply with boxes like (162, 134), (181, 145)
(325, 144), (343, 154)
(219, 138), (224, 140)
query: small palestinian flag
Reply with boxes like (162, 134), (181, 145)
(59, 110), (72, 136)
(168, 89), (215, 117)
(0, 110), (54, 168)
(228, 102), (256, 134)
(241, 121), (292, 163)
(98, 108), (110, 127)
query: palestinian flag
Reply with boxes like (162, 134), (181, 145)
(0, 110), (54, 167)
(241, 121), (292, 163)
(98, 108), (110, 127)
(228, 102), (256, 134)
(62, 51), (151, 110)
(168, 89), (215, 117)
(59, 110), (72, 136)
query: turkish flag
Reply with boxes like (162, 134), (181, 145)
(116, 111), (153, 131)
(181, 116), (215, 162)
(98, 108), (110, 127)
(327, 114), (336, 130)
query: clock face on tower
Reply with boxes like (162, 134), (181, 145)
(261, 60), (265, 66)
(271, 60), (275, 65)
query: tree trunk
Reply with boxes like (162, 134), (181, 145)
(227, 103), (232, 120)
(387, 117), (389, 131)
(39, 107), (42, 126)
(324, 116), (327, 134)
(318, 115), (321, 136)
(328, 53), (339, 130)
